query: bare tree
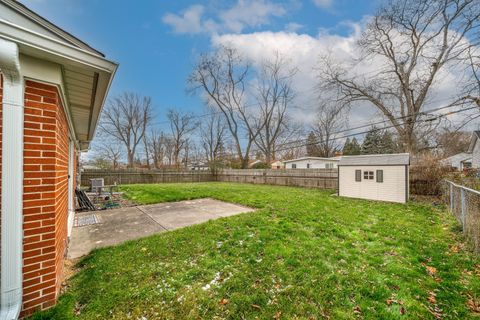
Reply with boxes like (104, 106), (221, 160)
(189, 46), (263, 168)
(143, 134), (151, 169)
(434, 126), (471, 157)
(311, 100), (347, 157)
(199, 109), (227, 165)
(148, 130), (166, 169)
(167, 109), (199, 167)
(99, 92), (152, 168)
(319, 0), (480, 152)
(463, 47), (480, 108)
(254, 53), (298, 163)
(95, 140), (123, 169)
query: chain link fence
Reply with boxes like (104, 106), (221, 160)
(444, 180), (480, 252)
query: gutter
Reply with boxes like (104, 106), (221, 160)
(0, 38), (23, 320)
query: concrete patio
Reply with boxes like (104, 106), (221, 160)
(68, 198), (254, 258)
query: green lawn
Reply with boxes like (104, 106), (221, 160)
(33, 183), (480, 319)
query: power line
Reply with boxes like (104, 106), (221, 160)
(276, 102), (474, 149)
(273, 105), (478, 153)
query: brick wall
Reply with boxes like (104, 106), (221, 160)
(21, 80), (71, 317)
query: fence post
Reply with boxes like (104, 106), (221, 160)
(450, 182), (453, 212)
(460, 187), (466, 230)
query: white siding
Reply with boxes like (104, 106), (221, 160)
(472, 141), (480, 168)
(339, 165), (407, 203)
(285, 159), (338, 169)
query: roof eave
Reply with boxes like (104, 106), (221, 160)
(0, 18), (118, 150)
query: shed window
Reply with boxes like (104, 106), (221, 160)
(291, 164), (297, 169)
(326, 163), (334, 169)
(376, 170), (383, 183)
(363, 171), (374, 180)
(355, 170), (361, 182)
(307, 164), (310, 168)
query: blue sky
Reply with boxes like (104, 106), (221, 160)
(20, 0), (380, 128)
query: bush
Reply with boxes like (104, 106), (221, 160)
(410, 154), (452, 195)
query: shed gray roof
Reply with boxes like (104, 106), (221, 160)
(338, 153), (410, 166)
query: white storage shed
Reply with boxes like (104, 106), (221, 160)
(338, 153), (410, 203)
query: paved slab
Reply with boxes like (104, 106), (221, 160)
(68, 199), (254, 258)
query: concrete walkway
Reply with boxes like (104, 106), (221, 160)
(68, 198), (254, 258)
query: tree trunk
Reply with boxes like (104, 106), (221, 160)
(127, 150), (134, 168)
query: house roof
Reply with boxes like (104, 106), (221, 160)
(338, 153), (410, 166)
(442, 152), (472, 163)
(1, 0), (104, 56)
(467, 131), (480, 153)
(0, 0), (118, 150)
(283, 156), (341, 163)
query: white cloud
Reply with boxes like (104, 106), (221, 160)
(211, 29), (364, 124)
(162, 5), (215, 35)
(219, 0), (286, 33)
(162, 1), (286, 35)
(313, 0), (333, 9)
(285, 22), (304, 33)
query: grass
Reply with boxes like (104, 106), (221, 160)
(33, 183), (480, 319)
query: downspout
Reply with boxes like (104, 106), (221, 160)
(0, 39), (23, 320)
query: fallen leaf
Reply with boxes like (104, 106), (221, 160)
(251, 304), (261, 310)
(219, 298), (229, 305)
(450, 245), (459, 253)
(467, 295), (480, 313)
(353, 305), (361, 314)
(274, 310), (282, 319)
(426, 266), (437, 276)
(400, 306), (406, 315)
(386, 299), (394, 306)
(428, 291), (437, 304)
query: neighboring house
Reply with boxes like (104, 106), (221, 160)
(0, 0), (117, 318)
(189, 162), (209, 171)
(441, 152), (472, 170)
(270, 160), (284, 169)
(441, 131), (480, 170)
(283, 157), (341, 169)
(248, 159), (263, 168)
(338, 153), (410, 203)
(468, 131), (480, 168)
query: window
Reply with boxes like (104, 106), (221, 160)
(307, 164), (311, 168)
(376, 170), (383, 183)
(363, 171), (374, 180)
(291, 164), (297, 169)
(355, 170), (361, 182)
(326, 163), (334, 169)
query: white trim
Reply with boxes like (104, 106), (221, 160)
(67, 139), (75, 238)
(0, 38), (23, 320)
(0, 18), (116, 72)
(0, 18), (118, 147)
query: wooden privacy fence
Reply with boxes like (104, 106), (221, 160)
(81, 169), (214, 186)
(81, 168), (434, 195)
(217, 169), (338, 189)
(81, 168), (339, 190)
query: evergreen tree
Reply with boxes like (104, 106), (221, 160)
(362, 127), (399, 154)
(381, 131), (398, 153)
(361, 127), (384, 154)
(343, 137), (361, 155)
(306, 131), (322, 156)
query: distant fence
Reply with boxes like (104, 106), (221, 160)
(81, 168), (444, 196)
(81, 169), (214, 186)
(217, 169), (338, 189)
(81, 168), (338, 190)
(444, 180), (480, 252)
